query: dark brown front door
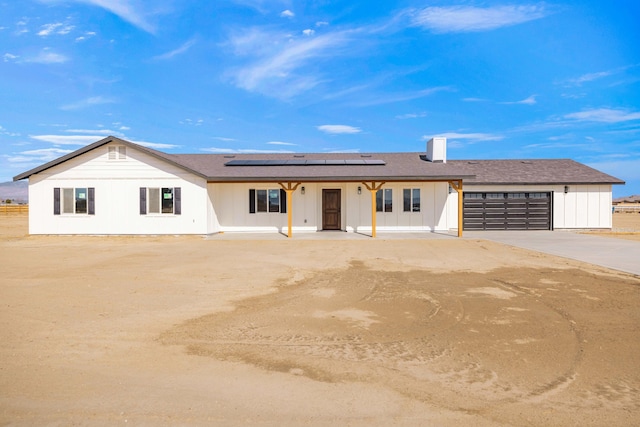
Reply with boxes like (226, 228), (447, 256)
(322, 189), (341, 230)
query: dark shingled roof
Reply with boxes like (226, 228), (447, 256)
(13, 136), (625, 186)
(165, 152), (474, 182)
(450, 159), (624, 185)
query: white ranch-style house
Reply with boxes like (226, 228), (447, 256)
(13, 136), (624, 236)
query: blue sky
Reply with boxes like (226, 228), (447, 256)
(1, 0), (639, 196)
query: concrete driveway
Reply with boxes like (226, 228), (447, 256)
(464, 230), (640, 276)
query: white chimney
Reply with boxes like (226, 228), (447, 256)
(426, 137), (446, 163)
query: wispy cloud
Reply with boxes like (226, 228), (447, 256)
(3, 53), (19, 62)
(564, 108), (640, 123)
(396, 112), (427, 119)
(75, 31), (97, 42)
(226, 27), (352, 98)
(317, 125), (362, 135)
(428, 132), (504, 142)
(38, 22), (74, 36)
(280, 10), (294, 18)
(7, 148), (74, 164)
(131, 140), (180, 149)
(51, 0), (157, 34)
(29, 134), (105, 145)
(409, 4), (549, 33)
(352, 86), (453, 107)
(60, 96), (115, 110)
(267, 141), (297, 146)
(65, 128), (123, 136)
(502, 95), (537, 105)
(26, 50), (68, 64)
(153, 38), (197, 60)
(212, 136), (236, 142)
(563, 65), (639, 87)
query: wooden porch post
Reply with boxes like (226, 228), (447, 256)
(448, 180), (464, 237)
(362, 182), (385, 238)
(278, 182), (301, 238)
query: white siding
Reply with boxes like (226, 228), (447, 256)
(210, 181), (449, 233)
(28, 143), (210, 235)
(448, 184), (613, 230)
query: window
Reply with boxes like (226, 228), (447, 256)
(507, 193), (526, 199)
(249, 189), (287, 214)
(486, 193), (505, 199)
(376, 188), (392, 212)
(529, 192), (547, 199)
(139, 187), (181, 215)
(54, 187), (95, 215)
(403, 188), (420, 212)
(464, 193), (483, 199)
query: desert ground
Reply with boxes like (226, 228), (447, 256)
(1, 213), (639, 426)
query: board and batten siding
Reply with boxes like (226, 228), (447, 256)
(446, 184), (613, 230)
(27, 142), (210, 235)
(209, 181), (451, 233)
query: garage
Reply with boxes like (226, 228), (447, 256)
(463, 192), (552, 230)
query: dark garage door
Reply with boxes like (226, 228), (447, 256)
(463, 192), (552, 230)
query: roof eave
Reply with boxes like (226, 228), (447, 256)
(206, 174), (476, 183)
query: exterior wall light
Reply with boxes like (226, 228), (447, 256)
(301, 186), (305, 195)
(357, 186), (362, 195)
(564, 185), (569, 194)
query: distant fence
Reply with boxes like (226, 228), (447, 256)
(614, 206), (640, 214)
(0, 204), (29, 215)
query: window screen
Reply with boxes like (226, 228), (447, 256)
(149, 188), (160, 214)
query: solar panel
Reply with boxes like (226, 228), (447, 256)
(225, 158), (386, 166)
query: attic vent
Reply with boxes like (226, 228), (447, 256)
(108, 146), (126, 160)
(293, 155), (305, 158)
(467, 161), (478, 164)
(223, 155), (236, 158)
(521, 161), (532, 164)
(360, 155), (372, 158)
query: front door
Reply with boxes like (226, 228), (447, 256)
(322, 189), (341, 230)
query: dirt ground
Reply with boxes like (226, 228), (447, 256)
(1, 214), (639, 426)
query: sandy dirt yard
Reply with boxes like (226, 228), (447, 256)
(1, 214), (639, 426)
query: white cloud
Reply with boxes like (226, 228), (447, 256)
(27, 50), (69, 64)
(179, 118), (204, 126)
(353, 86), (453, 107)
(396, 112), (427, 119)
(317, 125), (362, 135)
(410, 4), (549, 33)
(153, 38), (197, 60)
(428, 132), (504, 142)
(316, 21), (329, 27)
(60, 96), (115, 110)
(66, 128), (123, 136)
(267, 141), (297, 146)
(29, 135), (104, 145)
(302, 29), (315, 36)
(227, 28), (351, 98)
(131, 140), (180, 149)
(75, 31), (97, 42)
(38, 23), (62, 36)
(7, 148), (73, 164)
(3, 53), (19, 62)
(564, 108), (640, 123)
(280, 10), (294, 18)
(51, 0), (157, 34)
(502, 95), (537, 105)
(212, 136), (236, 142)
